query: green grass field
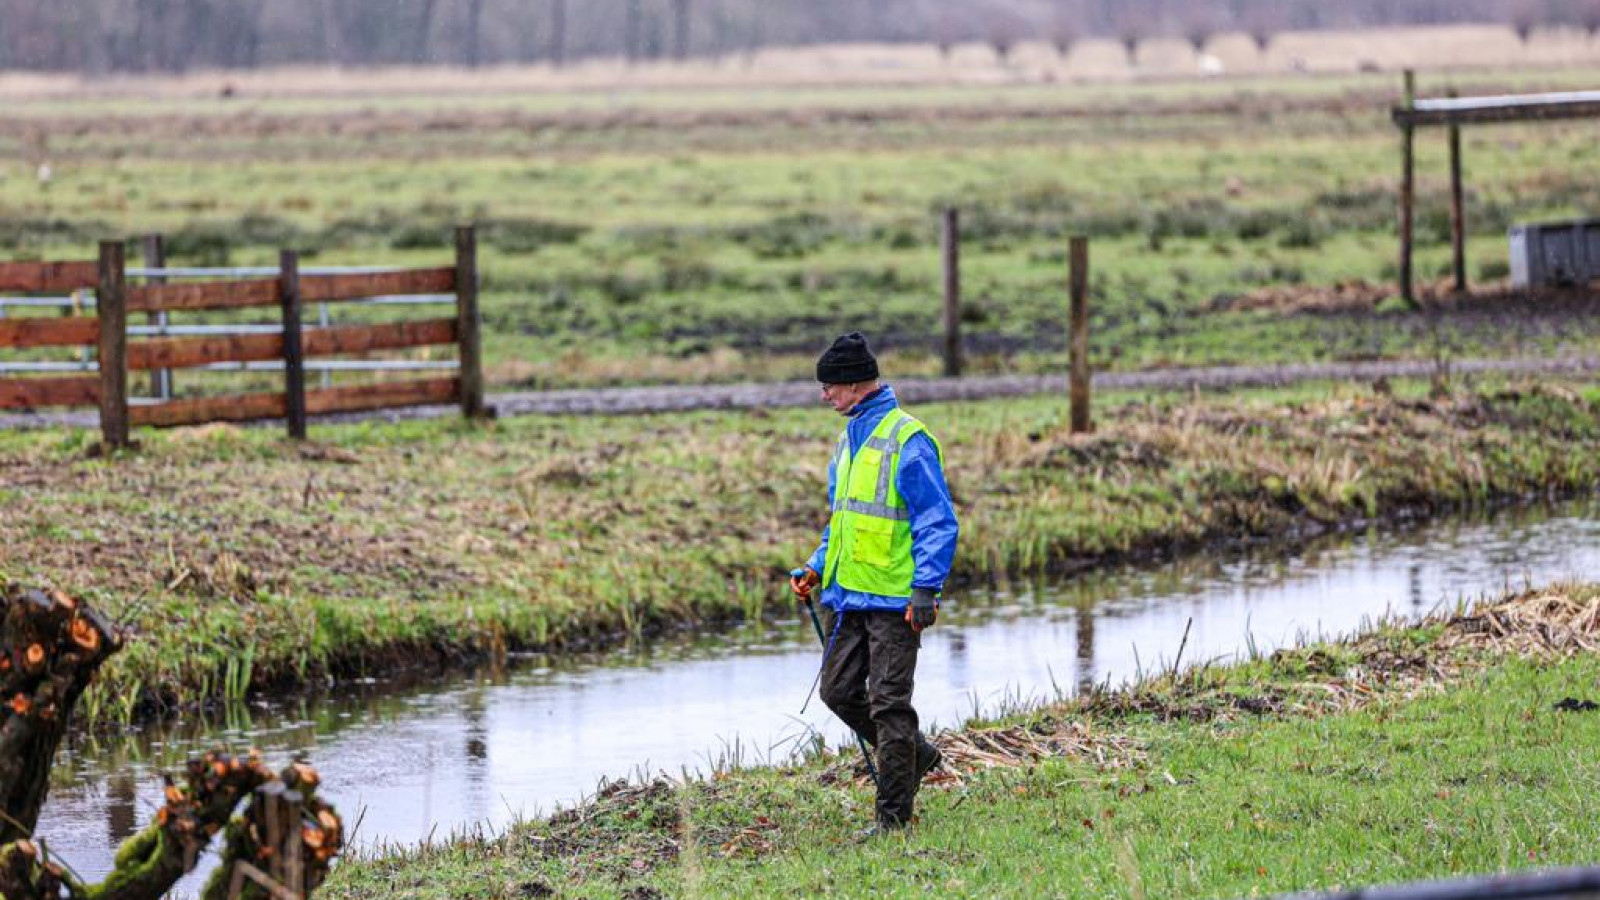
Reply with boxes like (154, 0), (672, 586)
(5, 67), (1600, 389)
(323, 585), (1600, 899)
(7, 58), (1600, 897)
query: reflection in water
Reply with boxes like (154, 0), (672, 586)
(946, 630), (968, 687)
(1075, 601), (1096, 696)
(462, 687), (489, 833)
(34, 499), (1600, 893)
(105, 774), (137, 846)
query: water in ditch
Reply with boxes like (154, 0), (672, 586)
(33, 498), (1600, 892)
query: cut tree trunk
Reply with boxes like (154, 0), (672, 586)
(0, 586), (343, 900)
(0, 586), (122, 846)
(86, 750), (278, 900)
(201, 761), (344, 900)
(0, 749), (342, 900)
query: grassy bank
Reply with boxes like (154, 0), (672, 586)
(6, 66), (1600, 388)
(322, 585), (1600, 899)
(2, 377), (1599, 724)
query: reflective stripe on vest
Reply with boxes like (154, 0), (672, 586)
(830, 412), (916, 521)
(821, 408), (942, 599)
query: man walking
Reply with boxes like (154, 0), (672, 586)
(791, 332), (959, 834)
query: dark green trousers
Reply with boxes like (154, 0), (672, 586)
(818, 606), (937, 826)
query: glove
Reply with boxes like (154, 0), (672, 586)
(906, 587), (940, 633)
(790, 567), (820, 600)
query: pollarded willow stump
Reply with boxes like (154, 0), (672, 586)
(0, 586), (122, 848)
(0, 586), (343, 900)
(203, 760), (344, 900)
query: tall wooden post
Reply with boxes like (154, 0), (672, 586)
(1448, 89), (1467, 293)
(941, 208), (963, 378)
(1069, 236), (1091, 435)
(142, 234), (171, 400)
(455, 225), (486, 418)
(279, 250), (307, 440)
(96, 241), (129, 450)
(1399, 69), (1418, 308)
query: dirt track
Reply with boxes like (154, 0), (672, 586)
(4, 355), (1598, 432)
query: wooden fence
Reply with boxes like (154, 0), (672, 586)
(0, 226), (486, 447)
(938, 211), (1094, 434)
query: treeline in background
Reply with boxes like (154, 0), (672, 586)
(1, 0), (1598, 73)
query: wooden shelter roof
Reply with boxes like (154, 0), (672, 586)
(1394, 89), (1600, 128)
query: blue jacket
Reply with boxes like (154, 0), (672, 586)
(805, 385), (959, 612)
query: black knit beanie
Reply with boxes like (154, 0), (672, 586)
(816, 332), (880, 384)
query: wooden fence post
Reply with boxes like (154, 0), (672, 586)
(279, 250), (307, 440)
(1069, 236), (1091, 435)
(942, 207), (963, 378)
(96, 241), (129, 449)
(1399, 69), (1418, 309)
(142, 234), (171, 400)
(1447, 89), (1467, 293)
(455, 225), (486, 418)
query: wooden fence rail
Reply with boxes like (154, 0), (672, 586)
(0, 262), (98, 294)
(0, 226), (487, 447)
(0, 319), (99, 347)
(0, 376), (100, 410)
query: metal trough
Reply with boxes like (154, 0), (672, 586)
(1510, 218), (1600, 288)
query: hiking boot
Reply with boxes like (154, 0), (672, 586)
(915, 740), (943, 781)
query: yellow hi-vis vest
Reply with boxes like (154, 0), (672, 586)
(821, 408), (943, 599)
